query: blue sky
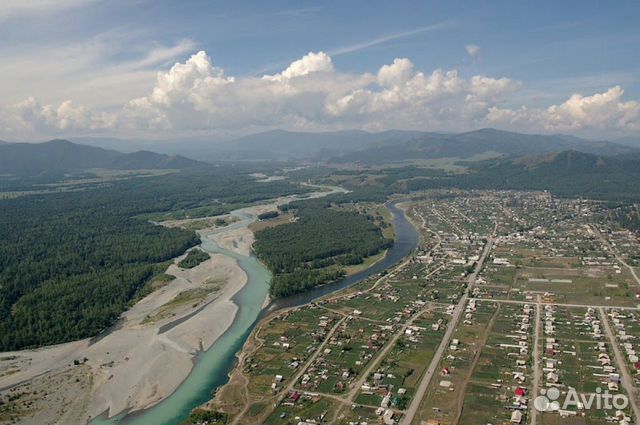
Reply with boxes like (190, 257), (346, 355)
(1, 0), (639, 140)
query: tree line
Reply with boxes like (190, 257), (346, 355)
(0, 169), (310, 350)
(254, 200), (392, 297)
(178, 249), (210, 269)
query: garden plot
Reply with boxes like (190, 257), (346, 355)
(245, 307), (341, 395)
(354, 309), (449, 409)
(414, 301), (500, 425)
(538, 306), (633, 425)
(297, 317), (393, 395)
(458, 302), (535, 425)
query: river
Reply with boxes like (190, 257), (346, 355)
(93, 193), (418, 425)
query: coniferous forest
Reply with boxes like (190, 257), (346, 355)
(178, 249), (211, 269)
(0, 169), (309, 350)
(254, 200), (393, 297)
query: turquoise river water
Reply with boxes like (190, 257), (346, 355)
(92, 190), (418, 425)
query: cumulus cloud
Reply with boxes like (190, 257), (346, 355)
(377, 58), (414, 88)
(119, 50), (371, 133)
(487, 86), (640, 132)
(326, 61), (520, 131)
(465, 44), (480, 56)
(0, 97), (113, 137)
(1, 49), (638, 139)
(265, 51), (334, 80)
(119, 52), (519, 133)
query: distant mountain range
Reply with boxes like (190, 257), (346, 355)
(211, 129), (431, 160)
(326, 128), (638, 164)
(2, 129), (638, 178)
(68, 128), (638, 163)
(615, 136), (640, 148)
(474, 149), (640, 184)
(200, 128), (636, 162)
(0, 139), (207, 177)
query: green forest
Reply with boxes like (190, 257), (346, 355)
(296, 152), (640, 205)
(0, 168), (309, 350)
(178, 249), (210, 269)
(609, 204), (640, 233)
(254, 200), (392, 297)
(6, 149), (640, 350)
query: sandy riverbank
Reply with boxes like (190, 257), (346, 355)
(0, 185), (344, 425)
(0, 246), (247, 425)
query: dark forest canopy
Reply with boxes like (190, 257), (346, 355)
(296, 150), (640, 205)
(257, 210), (279, 220)
(4, 147), (640, 350)
(254, 199), (392, 297)
(178, 249), (210, 269)
(608, 204), (640, 235)
(405, 150), (640, 203)
(0, 168), (310, 350)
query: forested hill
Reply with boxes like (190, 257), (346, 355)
(0, 188), (199, 350)
(406, 150), (640, 202)
(0, 139), (207, 177)
(109, 150), (206, 170)
(330, 129), (637, 164)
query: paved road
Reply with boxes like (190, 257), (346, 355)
(598, 307), (640, 422)
(400, 235), (495, 425)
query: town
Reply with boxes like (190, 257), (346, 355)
(204, 190), (640, 425)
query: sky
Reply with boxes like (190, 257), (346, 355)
(0, 0), (639, 141)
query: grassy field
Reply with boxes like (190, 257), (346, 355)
(248, 212), (294, 232)
(264, 395), (341, 425)
(483, 261), (637, 306)
(335, 404), (391, 424)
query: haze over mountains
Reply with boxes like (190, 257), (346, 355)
(1, 128), (638, 178)
(72, 128), (638, 163)
(0, 139), (206, 177)
(326, 128), (637, 164)
(615, 136), (640, 148)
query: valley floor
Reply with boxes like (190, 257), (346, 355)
(197, 190), (640, 425)
(0, 228), (248, 425)
(0, 183), (348, 425)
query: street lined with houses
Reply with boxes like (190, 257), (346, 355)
(194, 190), (640, 425)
